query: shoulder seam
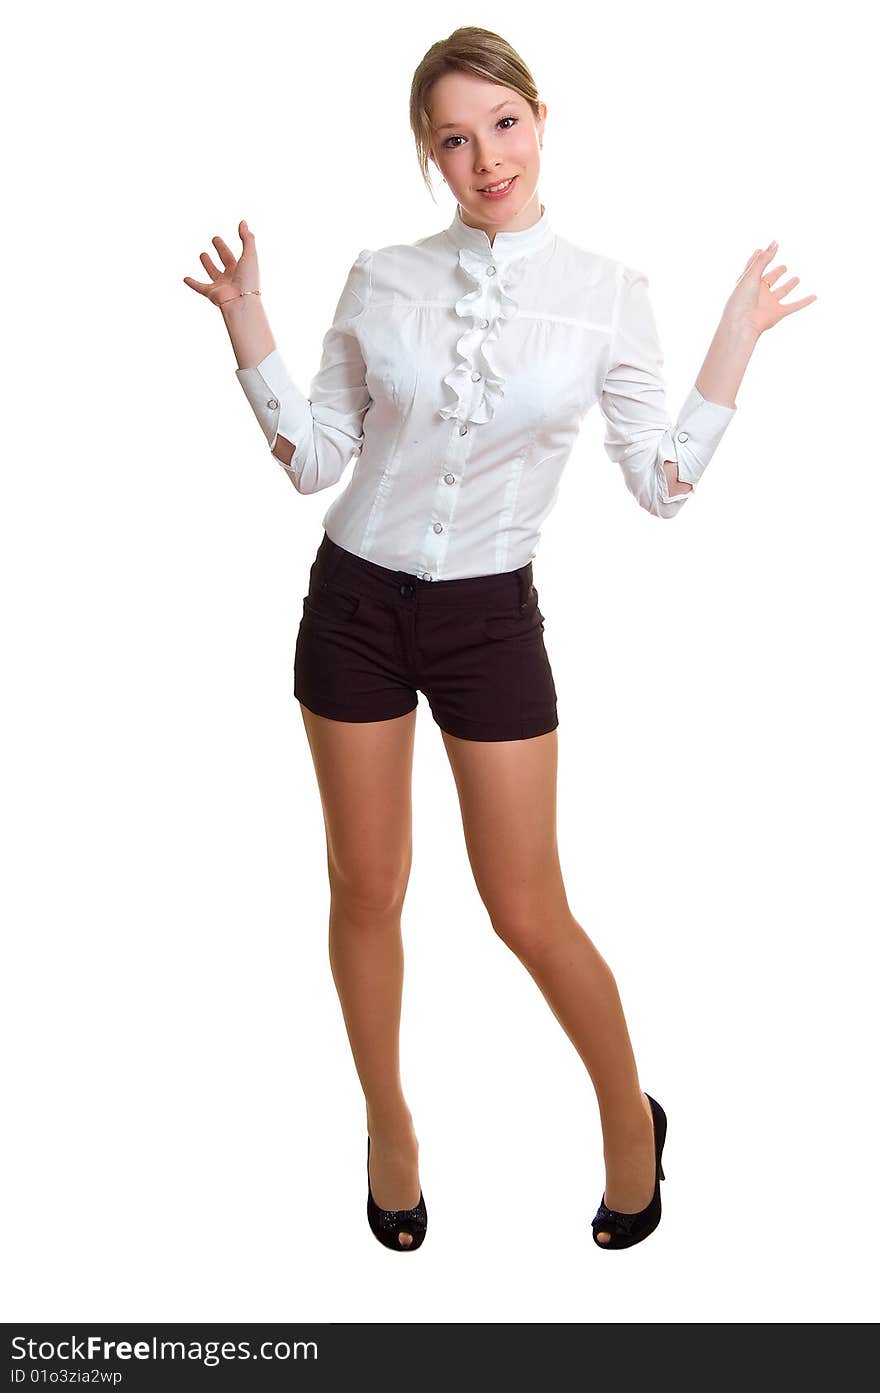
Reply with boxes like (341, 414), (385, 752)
(345, 248), (372, 323)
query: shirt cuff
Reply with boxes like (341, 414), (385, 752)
(234, 348), (312, 465)
(656, 465), (693, 506)
(658, 385), (737, 492)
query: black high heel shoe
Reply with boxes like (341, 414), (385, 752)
(591, 1092), (667, 1250)
(366, 1135), (428, 1252)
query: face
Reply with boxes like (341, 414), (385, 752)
(427, 71), (546, 239)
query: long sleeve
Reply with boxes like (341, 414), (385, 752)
(599, 268), (737, 518)
(234, 248), (373, 494)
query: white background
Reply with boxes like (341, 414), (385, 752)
(4, 0), (877, 1324)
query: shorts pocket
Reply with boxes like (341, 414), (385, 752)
(482, 587), (545, 641)
(302, 582), (362, 623)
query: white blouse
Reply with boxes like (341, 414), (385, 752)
(234, 204), (737, 581)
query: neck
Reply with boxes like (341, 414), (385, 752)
(457, 191), (544, 247)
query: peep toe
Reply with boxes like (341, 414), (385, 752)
(366, 1135), (428, 1252)
(591, 1093), (667, 1250)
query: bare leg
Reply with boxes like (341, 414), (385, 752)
(440, 727), (656, 1243)
(300, 704), (422, 1247)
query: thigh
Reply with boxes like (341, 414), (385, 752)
(440, 727), (568, 928)
(299, 704), (417, 905)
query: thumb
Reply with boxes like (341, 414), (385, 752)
(240, 218), (252, 239)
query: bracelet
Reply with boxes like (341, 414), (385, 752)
(219, 289), (261, 309)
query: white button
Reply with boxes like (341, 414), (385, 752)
(486, 266), (496, 276)
(433, 522), (443, 533)
(470, 371), (481, 382)
(479, 319), (489, 329)
(677, 431), (689, 442)
(267, 398), (279, 409)
(459, 425), (468, 436)
(423, 573), (433, 581)
(444, 473), (455, 484)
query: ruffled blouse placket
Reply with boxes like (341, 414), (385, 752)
(438, 247), (532, 427)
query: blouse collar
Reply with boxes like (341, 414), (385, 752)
(445, 202), (555, 267)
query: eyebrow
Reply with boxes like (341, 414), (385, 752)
(433, 99), (516, 133)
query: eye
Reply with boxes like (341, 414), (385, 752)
(442, 115), (518, 150)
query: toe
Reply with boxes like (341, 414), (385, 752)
(597, 1231), (611, 1243)
(398, 1231), (413, 1247)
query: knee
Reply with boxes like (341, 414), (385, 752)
(488, 898), (572, 969)
(329, 855), (411, 920)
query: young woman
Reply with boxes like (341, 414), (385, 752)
(184, 27), (815, 1253)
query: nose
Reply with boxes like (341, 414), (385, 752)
(473, 143), (502, 171)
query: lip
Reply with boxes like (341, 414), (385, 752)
(476, 175), (518, 199)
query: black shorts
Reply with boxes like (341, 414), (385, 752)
(293, 532), (559, 741)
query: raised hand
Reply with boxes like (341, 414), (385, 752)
(725, 239), (817, 336)
(183, 219), (260, 309)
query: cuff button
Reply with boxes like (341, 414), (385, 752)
(267, 397), (279, 409)
(677, 431), (689, 442)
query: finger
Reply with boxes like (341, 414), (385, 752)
(775, 274), (800, 297)
(764, 262), (787, 287)
(199, 251), (223, 281)
(212, 235), (236, 270)
(240, 218), (253, 242)
(736, 249), (761, 283)
(759, 239), (779, 265)
(183, 276), (215, 296)
(780, 294), (818, 314)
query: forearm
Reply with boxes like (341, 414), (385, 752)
(695, 313), (760, 411)
(219, 293), (277, 370)
(661, 315), (758, 497)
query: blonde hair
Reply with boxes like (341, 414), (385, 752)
(409, 27), (542, 204)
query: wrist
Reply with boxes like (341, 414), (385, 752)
(219, 290), (263, 317)
(720, 310), (762, 346)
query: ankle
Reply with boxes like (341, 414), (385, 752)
(598, 1089), (652, 1141)
(366, 1100), (416, 1139)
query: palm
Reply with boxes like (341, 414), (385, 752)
(727, 239), (817, 336)
(183, 220), (259, 307)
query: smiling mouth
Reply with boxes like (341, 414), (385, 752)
(477, 176), (517, 193)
